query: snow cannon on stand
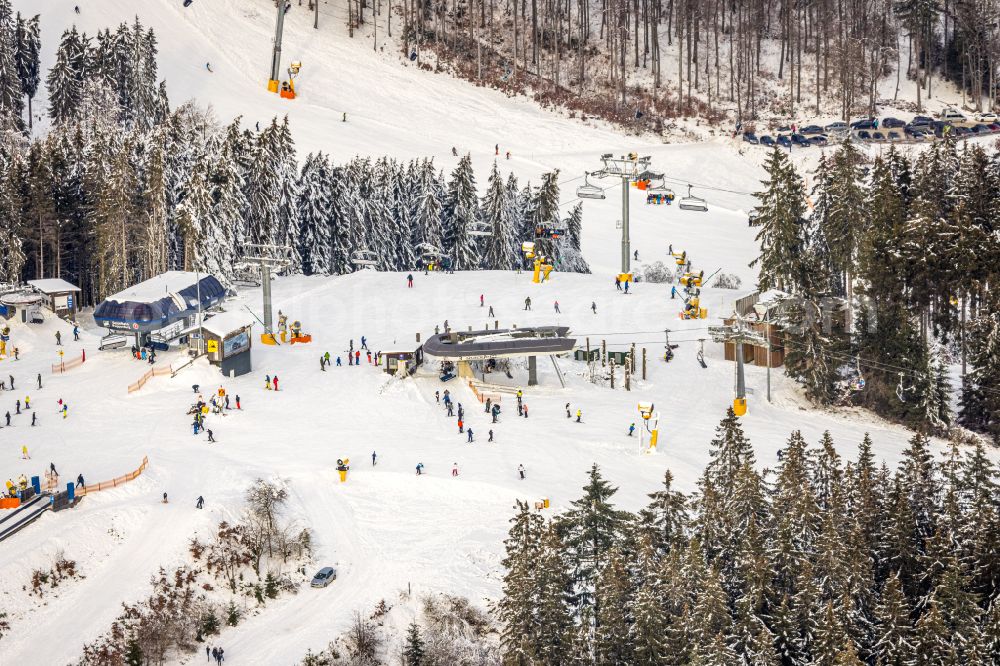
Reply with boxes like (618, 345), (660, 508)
(678, 271), (704, 288)
(637, 402), (660, 452)
(336, 459), (350, 483)
(289, 320), (311, 344)
(668, 245), (687, 267)
(521, 241), (536, 260)
(679, 294), (707, 320)
(533, 257), (554, 284)
(280, 61), (301, 99)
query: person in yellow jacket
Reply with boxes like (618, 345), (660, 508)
(5, 479), (14, 496)
(24, 395), (30, 409)
(21, 444), (29, 459)
(18, 474), (27, 489)
(576, 409), (583, 423)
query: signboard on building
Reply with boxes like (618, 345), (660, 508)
(223, 330), (249, 358)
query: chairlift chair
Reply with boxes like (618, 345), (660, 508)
(351, 249), (379, 269)
(678, 184), (708, 212)
(576, 173), (606, 200)
(847, 358), (866, 391)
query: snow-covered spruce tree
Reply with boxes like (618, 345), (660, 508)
(814, 139), (866, 302)
(630, 535), (668, 663)
(174, 154), (214, 274)
(0, 151), (26, 283)
(0, 0), (23, 131)
(703, 406), (754, 495)
(402, 622), (425, 666)
(13, 13), (40, 130)
(243, 119), (282, 248)
(47, 29), (86, 126)
(529, 170), (560, 261)
(444, 153), (480, 270)
(555, 464), (630, 631)
(481, 161), (516, 270)
(959, 307), (1000, 444)
(273, 116), (301, 271)
(140, 127), (169, 279)
(636, 469), (689, 556)
(412, 159), (445, 263)
(496, 500), (544, 662)
(295, 152), (333, 275)
(557, 202), (590, 273)
(534, 522), (573, 664)
(750, 147), (807, 292)
(593, 548), (634, 664)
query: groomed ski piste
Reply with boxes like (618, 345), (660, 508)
(4, 0), (991, 662)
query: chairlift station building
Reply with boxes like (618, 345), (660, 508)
(94, 271), (227, 347)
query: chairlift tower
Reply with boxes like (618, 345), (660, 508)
(238, 244), (293, 339)
(587, 153), (656, 275)
(710, 313), (769, 415)
(267, 2), (288, 93)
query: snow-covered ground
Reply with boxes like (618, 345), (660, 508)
(3, 0), (986, 662)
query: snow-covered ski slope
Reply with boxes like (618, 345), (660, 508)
(26, 0), (767, 277)
(0, 272), (943, 663)
(3, 0), (978, 662)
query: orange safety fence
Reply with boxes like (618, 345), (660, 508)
(78, 456), (149, 496)
(127, 366), (172, 394)
(51, 350), (87, 374)
(467, 380), (502, 404)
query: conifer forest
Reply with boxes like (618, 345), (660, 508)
(498, 412), (1000, 665)
(0, 10), (588, 308)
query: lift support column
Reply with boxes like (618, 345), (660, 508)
(528, 356), (538, 386)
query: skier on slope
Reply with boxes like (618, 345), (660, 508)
(628, 423), (636, 437)
(518, 464), (525, 480)
(206, 62), (213, 73)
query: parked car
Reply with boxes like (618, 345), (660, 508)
(742, 132), (759, 144)
(910, 130), (927, 142)
(938, 108), (968, 125)
(887, 130), (902, 141)
(800, 125), (824, 135)
(882, 117), (906, 128)
(905, 123), (929, 136)
(808, 135), (829, 146)
(973, 123), (990, 135)
(857, 130), (872, 140)
(825, 121), (849, 133)
(851, 117), (877, 130)
(792, 133), (811, 147)
(775, 125), (792, 134)
(311, 567), (337, 588)
(759, 135), (776, 147)
(913, 115), (934, 124)
(976, 112), (999, 123)
(954, 126), (972, 138)
(871, 131), (885, 141)
(988, 123), (1000, 133)
(777, 135), (792, 148)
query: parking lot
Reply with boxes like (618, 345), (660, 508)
(741, 109), (1000, 149)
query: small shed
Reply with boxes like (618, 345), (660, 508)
(382, 347), (424, 376)
(201, 311), (254, 377)
(27, 279), (81, 318)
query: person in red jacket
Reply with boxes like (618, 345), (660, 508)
(272, 375), (279, 391)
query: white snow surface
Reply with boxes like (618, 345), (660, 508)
(4, 0), (989, 662)
(100, 271), (211, 305)
(26, 279), (81, 294)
